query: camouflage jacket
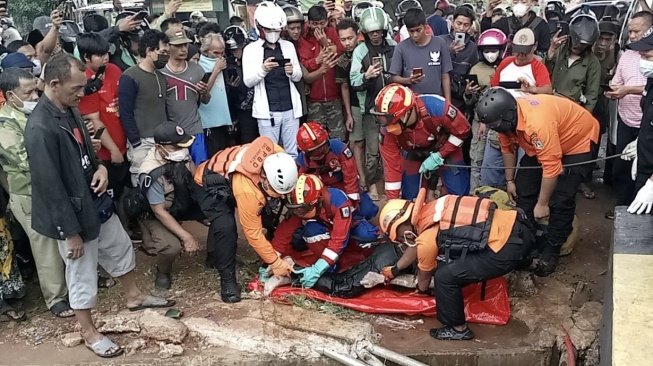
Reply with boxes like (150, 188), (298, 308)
(0, 104), (31, 196)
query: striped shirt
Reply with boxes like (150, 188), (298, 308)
(612, 50), (647, 128)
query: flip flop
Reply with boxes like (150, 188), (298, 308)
(50, 300), (75, 318)
(128, 295), (176, 312)
(86, 336), (124, 358)
(0, 301), (26, 322)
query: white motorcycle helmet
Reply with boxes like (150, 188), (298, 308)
(263, 153), (298, 195)
(254, 1), (287, 44)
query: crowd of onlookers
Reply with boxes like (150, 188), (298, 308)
(0, 0), (650, 356)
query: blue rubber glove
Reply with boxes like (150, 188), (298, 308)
(259, 267), (271, 283)
(295, 258), (330, 288)
(419, 152), (444, 173)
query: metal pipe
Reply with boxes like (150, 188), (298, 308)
(366, 344), (429, 366)
(316, 348), (369, 366)
(356, 348), (385, 366)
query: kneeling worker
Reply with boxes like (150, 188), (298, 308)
(476, 88), (599, 276)
(271, 174), (379, 288)
(379, 195), (533, 340)
(193, 137), (299, 298)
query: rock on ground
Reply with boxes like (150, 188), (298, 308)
(139, 309), (188, 344)
(158, 343), (184, 359)
(125, 338), (148, 356)
(60, 332), (83, 348)
(96, 314), (141, 333)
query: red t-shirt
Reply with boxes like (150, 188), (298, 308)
(78, 63), (126, 161)
(490, 56), (551, 88)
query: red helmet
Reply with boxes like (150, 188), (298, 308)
(286, 174), (324, 216)
(372, 83), (416, 133)
(296, 122), (330, 160)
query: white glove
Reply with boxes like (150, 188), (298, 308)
(632, 156), (638, 181)
(622, 138), (638, 161)
(628, 179), (653, 214)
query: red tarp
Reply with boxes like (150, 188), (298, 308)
(247, 276), (511, 325)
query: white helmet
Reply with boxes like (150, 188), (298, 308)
(263, 153), (298, 194)
(254, 1), (287, 44)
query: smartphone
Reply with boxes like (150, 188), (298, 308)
(94, 65), (106, 80)
(412, 67), (423, 77)
(202, 72), (212, 83)
(134, 11), (148, 21)
(499, 81), (522, 89)
(601, 84), (613, 91)
(455, 32), (466, 44)
(94, 127), (106, 139)
(556, 21), (570, 36)
(327, 44), (338, 55)
(372, 56), (382, 66)
(466, 74), (479, 86)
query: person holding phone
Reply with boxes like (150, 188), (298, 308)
(439, 6), (478, 112)
(298, 5), (346, 141)
(464, 28), (508, 190)
(160, 28), (211, 166)
(389, 8), (453, 99)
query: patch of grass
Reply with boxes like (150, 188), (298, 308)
(285, 293), (363, 320)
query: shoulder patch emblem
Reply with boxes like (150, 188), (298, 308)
(446, 106), (457, 119)
(531, 133), (544, 150)
(341, 206), (350, 218)
(343, 147), (353, 159)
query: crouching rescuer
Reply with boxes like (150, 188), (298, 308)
(378, 192), (534, 340)
(193, 136), (298, 301)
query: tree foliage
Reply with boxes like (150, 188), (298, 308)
(10, 0), (61, 32)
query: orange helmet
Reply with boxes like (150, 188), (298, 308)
(372, 83), (416, 132)
(378, 199), (414, 242)
(286, 174), (324, 216)
(296, 122), (331, 160)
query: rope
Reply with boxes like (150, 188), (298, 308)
(440, 152), (626, 170)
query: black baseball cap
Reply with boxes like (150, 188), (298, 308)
(628, 26), (653, 52)
(154, 122), (195, 147)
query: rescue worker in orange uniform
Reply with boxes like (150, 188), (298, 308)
(476, 88), (599, 276)
(296, 122), (378, 220)
(192, 137), (298, 301)
(270, 174), (379, 288)
(373, 83), (471, 200)
(378, 192), (534, 341)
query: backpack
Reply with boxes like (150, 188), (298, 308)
(122, 165), (168, 220)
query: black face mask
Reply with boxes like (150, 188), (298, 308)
(154, 54), (169, 69)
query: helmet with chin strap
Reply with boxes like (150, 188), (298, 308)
(395, 0), (422, 19)
(360, 7), (388, 34)
(255, 1), (287, 43)
(297, 122), (329, 153)
(570, 13), (599, 45)
(286, 174), (325, 215)
(476, 87), (519, 133)
(379, 199), (414, 242)
(262, 152), (298, 194)
(352, 1), (375, 22)
(371, 83), (416, 129)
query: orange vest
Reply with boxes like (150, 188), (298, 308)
(193, 137), (277, 186)
(411, 190), (517, 258)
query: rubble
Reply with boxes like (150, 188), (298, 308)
(158, 343), (184, 359)
(125, 338), (147, 356)
(60, 332), (83, 348)
(96, 314), (141, 333)
(139, 309), (188, 344)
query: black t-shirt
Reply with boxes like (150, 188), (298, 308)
(263, 43), (293, 112)
(61, 110), (95, 188)
(335, 51), (360, 109)
(639, 79), (653, 177)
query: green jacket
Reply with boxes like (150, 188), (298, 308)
(545, 47), (602, 113)
(0, 104), (31, 196)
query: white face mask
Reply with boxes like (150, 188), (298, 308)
(512, 3), (530, 17)
(33, 59), (42, 77)
(10, 92), (37, 115)
(640, 58), (653, 78)
(483, 51), (500, 63)
(165, 148), (190, 162)
(264, 30), (281, 44)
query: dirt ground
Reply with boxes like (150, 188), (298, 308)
(0, 174), (615, 364)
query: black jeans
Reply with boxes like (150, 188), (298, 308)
(434, 221), (532, 326)
(612, 117), (640, 206)
(516, 153), (593, 246)
(190, 179), (237, 272)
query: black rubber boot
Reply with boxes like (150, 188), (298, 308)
(155, 267), (172, 290)
(219, 267), (242, 303)
(533, 244), (561, 277)
(430, 325), (474, 341)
